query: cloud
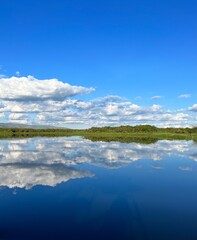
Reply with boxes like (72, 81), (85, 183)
(179, 166), (192, 171)
(0, 75), (195, 128)
(15, 71), (20, 76)
(151, 95), (163, 100)
(178, 94), (191, 99)
(9, 113), (29, 120)
(0, 113), (4, 119)
(0, 164), (93, 189)
(32, 97), (190, 128)
(6, 114), (29, 124)
(188, 104), (197, 112)
(0, 137), (196, 189)
(0, 93), (192, 127)
(0, 101), (5, 109)
(0, 75), (94, 101)
(0, 74), (6, 78)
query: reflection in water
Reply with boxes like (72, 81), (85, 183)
(0, 137), (197, 240)
(0, 164), (93, 189)
(0, 137), (197, 189)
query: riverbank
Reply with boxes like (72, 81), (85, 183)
(0, 125), (197, 143)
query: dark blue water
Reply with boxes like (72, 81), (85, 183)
(0, 137), (197, 240)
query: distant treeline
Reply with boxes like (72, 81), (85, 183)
(0, 127), (80, 138)
(87, 125), (197, 133)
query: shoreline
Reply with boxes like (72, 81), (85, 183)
(0, 126), (197, 143)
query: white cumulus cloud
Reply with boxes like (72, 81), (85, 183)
(9, 113), (29, 120)
(0, 75), (94, 101)
(188, 104), (197, 112)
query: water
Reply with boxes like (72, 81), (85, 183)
(0, 137), (197, 240)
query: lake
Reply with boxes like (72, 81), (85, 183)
(0, 137), (197, 240)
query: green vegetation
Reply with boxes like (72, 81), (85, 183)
(0, 125), (197, 143)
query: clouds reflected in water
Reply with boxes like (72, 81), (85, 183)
(0, 137), (197, 189)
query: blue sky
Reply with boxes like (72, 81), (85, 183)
(0, 0), (197, 128)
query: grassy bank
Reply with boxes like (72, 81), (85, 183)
(0, 125), (197, 143)
(82, 132), (197, 143)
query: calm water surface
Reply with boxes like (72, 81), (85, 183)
(0, 137), (197, 240)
